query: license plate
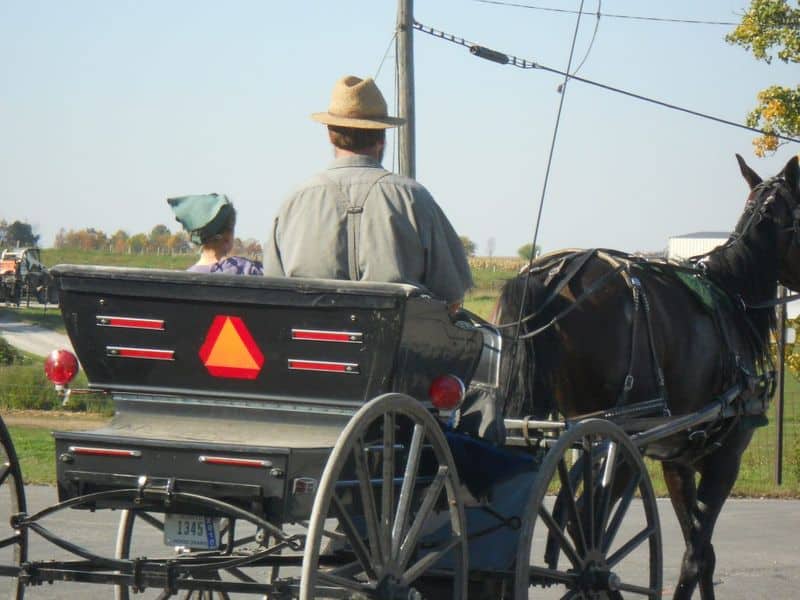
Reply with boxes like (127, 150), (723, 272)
(163, 514), (220, 549)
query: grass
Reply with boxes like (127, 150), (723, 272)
(7, 425), (55, 485)
(41, 248), (195, 270)
(0, 306), (66, 334)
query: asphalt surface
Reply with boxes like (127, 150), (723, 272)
(0, 312), (72, 357)
(0, 487), (797, 599)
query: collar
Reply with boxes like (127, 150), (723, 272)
(327, 155), (383, 170)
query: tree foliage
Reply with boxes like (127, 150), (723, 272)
(517, 243), (541, 260)
(459, 235), (477, 257)
(726, 0), (800, 156)
(4, 220), (39, 247)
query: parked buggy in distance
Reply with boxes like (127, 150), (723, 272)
(2, 260), (769, 599)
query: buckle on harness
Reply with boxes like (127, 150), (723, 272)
(623, 375), (634, 392)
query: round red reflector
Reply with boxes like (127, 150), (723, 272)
(44, 349), (79, 386)
(428, 375), (465, 411)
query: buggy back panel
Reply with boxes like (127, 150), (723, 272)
(52, 265), (482, 407)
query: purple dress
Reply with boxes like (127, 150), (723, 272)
(187, 256), (264, 276)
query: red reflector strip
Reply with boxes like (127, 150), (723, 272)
(288, 359), (360, 374)
(96, 316), (165, 330)
(107, 346), (175, 361)
(69, 446), (141, 458)
(199, 456), (273, 468)
(291, 329), (363, 344)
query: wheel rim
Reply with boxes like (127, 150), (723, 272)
(0, 418), (27, 599)
(515, 418), (662, 599)
(300, 393), (467, 600)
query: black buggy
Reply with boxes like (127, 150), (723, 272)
(0, 265), (691, 599)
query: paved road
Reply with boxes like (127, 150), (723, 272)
(0, 487), (797, 599)
(0, 313), (72, 357)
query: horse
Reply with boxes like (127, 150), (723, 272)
(493, 154), (800, 599)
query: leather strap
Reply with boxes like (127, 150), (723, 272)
(322, 170), (390, 280)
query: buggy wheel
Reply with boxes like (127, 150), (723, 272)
(300, 393), (468, 600)
(514, 418), (662, 599)
(115, 511), (269, 599)
(0, 417), (27, 599)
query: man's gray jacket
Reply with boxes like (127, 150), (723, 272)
(264, 155), (473, 303)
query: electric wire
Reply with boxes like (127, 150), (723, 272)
(474, 0), (739, 26)
(570, 0), (601, 78)
(506, 0), (586, 413)
(414, 21), (800, 145)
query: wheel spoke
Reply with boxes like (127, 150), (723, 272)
(601, 471), (641, 554)
(528, 564), (580, 586)
(0, 464), (11, 487)
(557, 458), (587, 556)
(538, 505), (581, 569)
(331, 493), (378, 580)
(597, 442), (617, 540)
(616, 579), (661, 596)
(318, 570), (375, 593)
(381, 412), (395, 563)
(559, 590), (582, 600)
(392, 424), (425, 559)
(397, 465), (447, 570)
(582, 436), (595, 550)
(328, 560), (366, 578)
(353, 436), (384, 569)
(402, 535), (461, 584)
(607, 525), (657, 568)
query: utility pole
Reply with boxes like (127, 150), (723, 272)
(775, 286), (787, 485)
(397, 0), (416, 179)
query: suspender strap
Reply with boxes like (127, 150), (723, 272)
(322, 170), (390, 280)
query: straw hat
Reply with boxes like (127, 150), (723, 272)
(311, 75), (406, 130)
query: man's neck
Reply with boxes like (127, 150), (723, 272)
(334, 147), (382, 162)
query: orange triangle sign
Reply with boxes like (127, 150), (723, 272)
(199, 315), (264, 379)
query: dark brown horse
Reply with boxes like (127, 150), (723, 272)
(494, 154), (800, 599)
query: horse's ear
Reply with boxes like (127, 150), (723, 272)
(736, 153), (762, 190)
(782, 155), (799, 195)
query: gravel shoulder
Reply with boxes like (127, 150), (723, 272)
(1, 409), (109, 430)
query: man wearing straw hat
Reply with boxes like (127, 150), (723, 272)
(264, 75), (472, 310)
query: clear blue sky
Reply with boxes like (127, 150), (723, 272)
(1, 0), (798, 256)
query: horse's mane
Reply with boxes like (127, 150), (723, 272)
(699, 182), (782, 366)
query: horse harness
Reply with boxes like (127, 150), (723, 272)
(503, 247), (775, 462)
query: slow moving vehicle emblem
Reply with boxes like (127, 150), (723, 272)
(199, 315), (264, 379)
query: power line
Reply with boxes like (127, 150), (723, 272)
(414, 21), (800, 145)
(474, 0), (739, 26)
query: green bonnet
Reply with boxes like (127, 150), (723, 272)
(167, 193), (234, 245)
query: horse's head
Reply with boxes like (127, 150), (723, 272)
(734, 154), (800, 291)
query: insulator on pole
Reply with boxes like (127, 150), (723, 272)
(470, 45), (509, 65)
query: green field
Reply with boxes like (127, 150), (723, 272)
(42, 248), (196, 270)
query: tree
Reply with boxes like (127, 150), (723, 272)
(5, 220), (39, 247)
(149, 224), (171, 252)
(110, 230), (130, 253)
(459, 235), (477, 257)
(128, 233), (148, 253)
(726, 0), (800, 156)
(517, 243), (541, 260)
